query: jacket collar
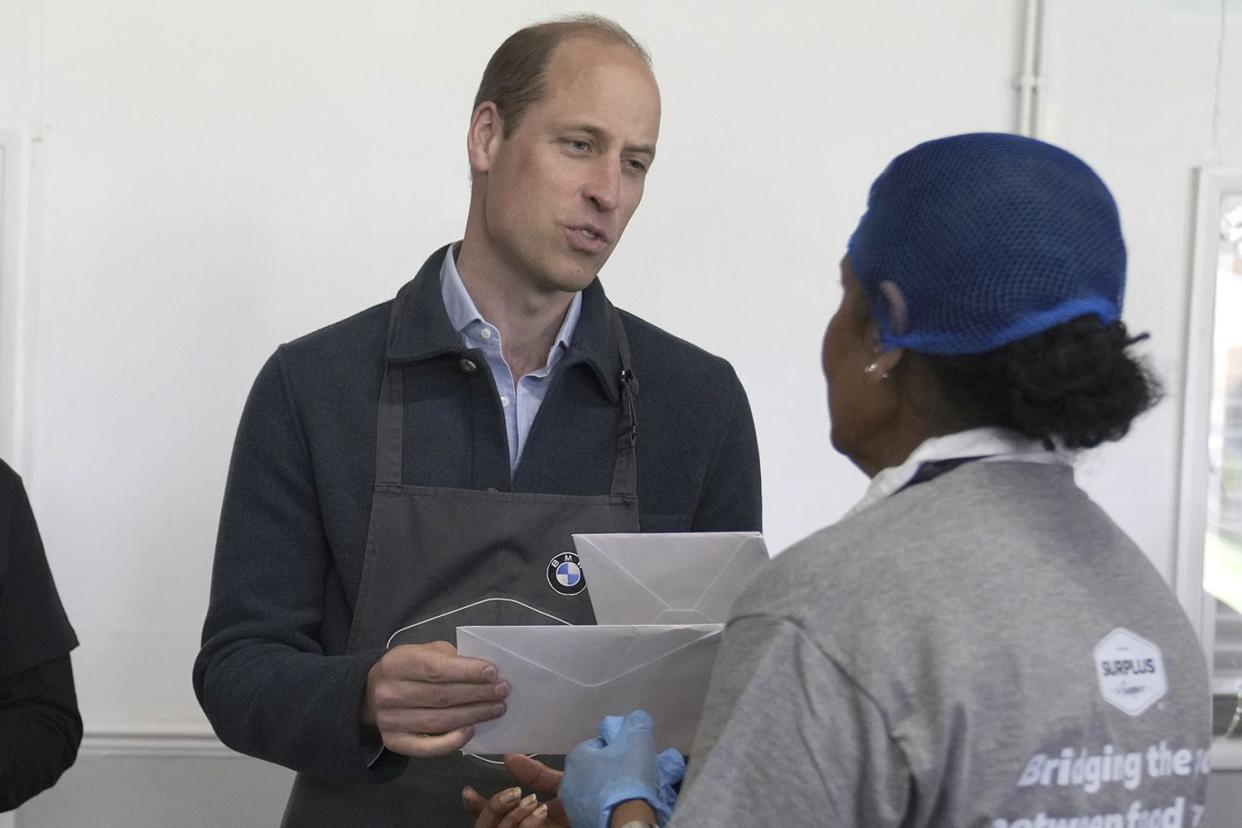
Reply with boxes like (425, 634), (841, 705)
(385, 244), (623, 403)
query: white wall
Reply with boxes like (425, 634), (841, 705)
(3, 0), (1023, 738)
(1041, 0), (1242, 590)
(1, 0), (1239, 823)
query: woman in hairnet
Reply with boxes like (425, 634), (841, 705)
(466, 133), (1212, 828)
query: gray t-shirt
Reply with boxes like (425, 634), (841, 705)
(671, 461), (1211, 827)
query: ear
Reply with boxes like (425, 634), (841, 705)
(467, 102), (504, 175)
(876, 280), (909, 337)
(867, 345), (906, 383)
(860, 280), (907, 382)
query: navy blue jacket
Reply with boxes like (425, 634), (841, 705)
(193, 246), (762, 781)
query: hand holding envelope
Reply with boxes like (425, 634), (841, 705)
(458, 532), (770, 755)
(457, 624), (721, 754)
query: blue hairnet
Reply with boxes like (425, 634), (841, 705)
(846, 133), (1125, 355)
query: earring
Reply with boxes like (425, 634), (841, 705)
(864, 362), (890, 380)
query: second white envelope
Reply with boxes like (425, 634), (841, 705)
(573, 531), (770, 625)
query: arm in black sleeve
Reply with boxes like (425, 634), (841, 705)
(193, 351), (389, 782)
(0, 656), (82, 811)
(690, 367), (763, 532)
(0, 460), (81, 809)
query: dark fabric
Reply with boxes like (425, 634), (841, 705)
(282, 306), (641, 825)
(0, 460), (81, 810)
(0, 656), (82, 811)
(194, 245), (763, 784)
(900, 456), (987, 491)
(0, 460), (78, 677)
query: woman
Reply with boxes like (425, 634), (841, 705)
(466, 133), (1212, 827)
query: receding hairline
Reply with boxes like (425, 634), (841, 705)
(533, 13), (652, 67)
(471, 15), (654, 118)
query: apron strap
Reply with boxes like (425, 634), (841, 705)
(609, 306), (639, 500)
(374, 366), (404, 486)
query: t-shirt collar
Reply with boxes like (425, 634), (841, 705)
(844, 426), (1068, 519)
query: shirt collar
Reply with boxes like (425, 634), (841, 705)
(439, 245), (484, 335)
(843, 426), (1069, 519)
(439, 246), (583, 366)
(385, 244), (621, 401)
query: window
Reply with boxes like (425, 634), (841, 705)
(1177, 168), (1242, 763)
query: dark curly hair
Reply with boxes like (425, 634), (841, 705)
(923, 315), (1162, 450)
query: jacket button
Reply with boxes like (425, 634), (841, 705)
(459, 358), (478, 375)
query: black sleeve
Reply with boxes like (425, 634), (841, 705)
(0, 464), (78, 676)
(689, 368), (763, 533)
(0, 656), (82, 811)
(0, 461), (81, 810)
(193, 353), (389, 782)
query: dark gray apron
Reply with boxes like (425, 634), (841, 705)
(281, 306), (640, 827)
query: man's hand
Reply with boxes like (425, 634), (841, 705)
(463, 755), (568, 828)
(362, 641), (510, 757)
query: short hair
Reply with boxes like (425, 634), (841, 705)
(473, 15), (652, 137)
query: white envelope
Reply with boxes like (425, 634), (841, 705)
(573, 531), (770, 624)
(458, 624), (721, 755)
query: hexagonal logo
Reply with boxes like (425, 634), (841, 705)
(1093, 627), (1167, 717)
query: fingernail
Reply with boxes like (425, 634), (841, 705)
(534, 804), (548, 817)
(501, 786), (521, 804)
(521, 793), (538, 807)
(494, 681), (510, 698)
(481, 665), (498, 681)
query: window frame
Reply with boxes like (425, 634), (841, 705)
(0, 125), (32, 469)
(1175, 165), (1242, 769)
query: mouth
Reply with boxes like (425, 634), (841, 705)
(565, 223), (611, 253)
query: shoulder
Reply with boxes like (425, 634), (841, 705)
(234, 300), (393, 435)
(614, 307), (744, 399)
(730, 463), (1087, 630)
(274, 300), (392, 378)
(0, 459), (27, 555)
(733, 459), (1176, 658)
(0, 458), (29, 526)
(0, 458), (20, 498)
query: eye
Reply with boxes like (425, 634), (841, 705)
(624, 158), (649, 174)
(565, 139), (591, 153)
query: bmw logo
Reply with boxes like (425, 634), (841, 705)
(547, 552), (586, 596)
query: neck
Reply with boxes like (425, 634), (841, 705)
(853, 359), (977, 478)
(455, 237), (577, 380)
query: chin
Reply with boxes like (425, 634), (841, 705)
(828, 426), (844, 455)
(829, 428), (862, 467)
(541, 264), (601, 293)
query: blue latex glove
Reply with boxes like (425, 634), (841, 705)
(600, 716), (686, 819)
(560, 710), (686, 828)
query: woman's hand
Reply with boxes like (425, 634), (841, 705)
(464, 755), (569, 828)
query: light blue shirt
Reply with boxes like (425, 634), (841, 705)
(440, 248), (583, 472)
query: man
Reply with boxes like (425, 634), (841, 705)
(194, 15), (761, 825)
(0, 459), (82, 811)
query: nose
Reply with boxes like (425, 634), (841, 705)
(585, 156), (622, 213)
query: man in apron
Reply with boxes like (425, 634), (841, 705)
(194, 13), (762, 827)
